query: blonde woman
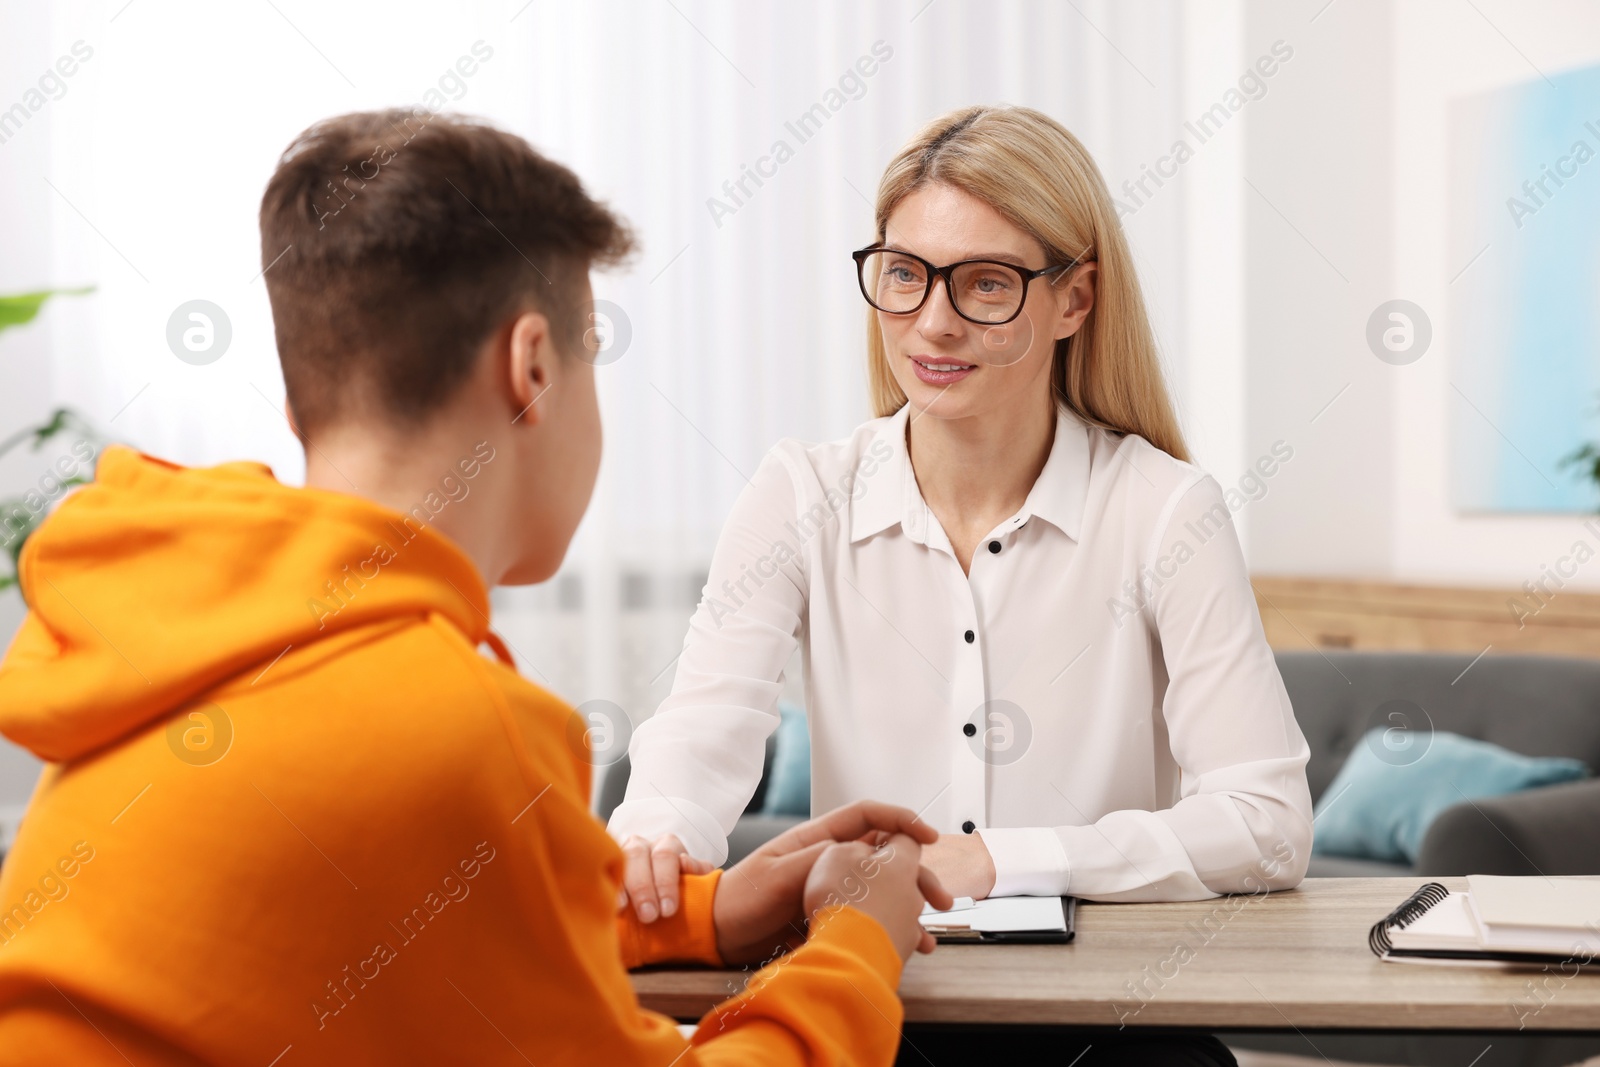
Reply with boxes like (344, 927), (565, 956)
(612, 105), (1312, 985)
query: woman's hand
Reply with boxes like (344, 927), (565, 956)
(617, 834), (715, 923)
(919, 833), (997, 900)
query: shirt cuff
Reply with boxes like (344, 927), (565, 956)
(618, 869), (725, 969)
(606, 795), (731, 867)
(977, 826), (1070, 897)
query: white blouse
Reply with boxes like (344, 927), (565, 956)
(608, 403), (1314, 901)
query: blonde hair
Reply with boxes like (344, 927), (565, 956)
(864, 105), (1190, 462)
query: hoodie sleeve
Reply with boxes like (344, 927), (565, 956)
(616, 871), (725, 968)
(462, 632), (908, 1067)
(615, 873), (908, 1065)
(681, 904), (906, 1067)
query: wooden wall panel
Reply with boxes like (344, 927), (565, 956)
(1251, 576), (1600, 659)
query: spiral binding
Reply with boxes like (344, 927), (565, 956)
(1368, 881), (1451, 956)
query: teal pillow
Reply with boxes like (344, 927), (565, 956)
(761, 702), (811, 817)
(1312, 728), (1590, 864)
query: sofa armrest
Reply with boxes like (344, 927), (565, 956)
(1416, 778), (1600, 876)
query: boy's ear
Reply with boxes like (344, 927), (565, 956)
(507, 310), (555, 426)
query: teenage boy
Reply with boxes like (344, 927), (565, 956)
(0, 110), (948, 1065)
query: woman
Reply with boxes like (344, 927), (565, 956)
(609, 105), (1312, 925)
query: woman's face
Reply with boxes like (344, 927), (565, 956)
(876, 183), (1094, 424)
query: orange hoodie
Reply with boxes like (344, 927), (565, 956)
(0, 446), (906, 1066)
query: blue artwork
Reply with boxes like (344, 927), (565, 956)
(1450, 63), (1600, 513)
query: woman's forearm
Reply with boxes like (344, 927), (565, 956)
(609, 451), (811, 862)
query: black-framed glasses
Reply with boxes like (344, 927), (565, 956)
(852, 246), (1087, 326)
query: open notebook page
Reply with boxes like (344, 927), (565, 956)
(1387, 892), (1481, 951)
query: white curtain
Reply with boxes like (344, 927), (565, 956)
(490, 1), (1209, 786)
(13, 0), (1239, 808)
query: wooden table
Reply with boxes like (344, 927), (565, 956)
(632, 878), (1600, 1032)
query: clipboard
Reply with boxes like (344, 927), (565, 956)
(920, 895), (1077, 944)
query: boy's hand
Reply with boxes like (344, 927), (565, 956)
(803, 834), (951, 961)
(617, 834), (715, 923)
(710, 801), (949, 966)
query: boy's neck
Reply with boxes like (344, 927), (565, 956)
(302, 419), (508, 587)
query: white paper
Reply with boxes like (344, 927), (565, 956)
(1467, 876), (1600, 936)
(1389, 892), (1481, 951)
(1387, 887), (1600, 957)
(1466, 888), (1600, 956)
(919, 895), (1066, 934)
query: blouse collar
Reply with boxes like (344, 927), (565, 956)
(850, 401), (1091, 545)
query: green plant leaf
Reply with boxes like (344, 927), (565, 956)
(0, 286), (101, 597)
(1562, 417), (1600, 514)
(0, 407), (104, 599)
(2, 497), (43, 572)
(0, 287), (95, 335)
(0, 407), (98, 462)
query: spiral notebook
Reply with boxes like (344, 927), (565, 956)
(1369, 877), (1600, 967)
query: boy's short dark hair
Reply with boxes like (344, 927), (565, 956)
(259, 109), (634, 436)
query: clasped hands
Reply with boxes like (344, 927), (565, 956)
(616, 801), (973, 965)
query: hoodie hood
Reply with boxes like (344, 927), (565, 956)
(0, 445), (489, 762)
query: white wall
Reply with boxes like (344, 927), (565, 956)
(1243, 0), (1600, 590)
(1243, 0), (1397, 577)
(1390, 0), (1600, 589)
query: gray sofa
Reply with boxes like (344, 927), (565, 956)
(1288, 650), (1600, 878)
(600, 651), (1600, 876)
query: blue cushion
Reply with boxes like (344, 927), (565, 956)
(1312, 728), (1590, 864)
(761, 702), (811, 817)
